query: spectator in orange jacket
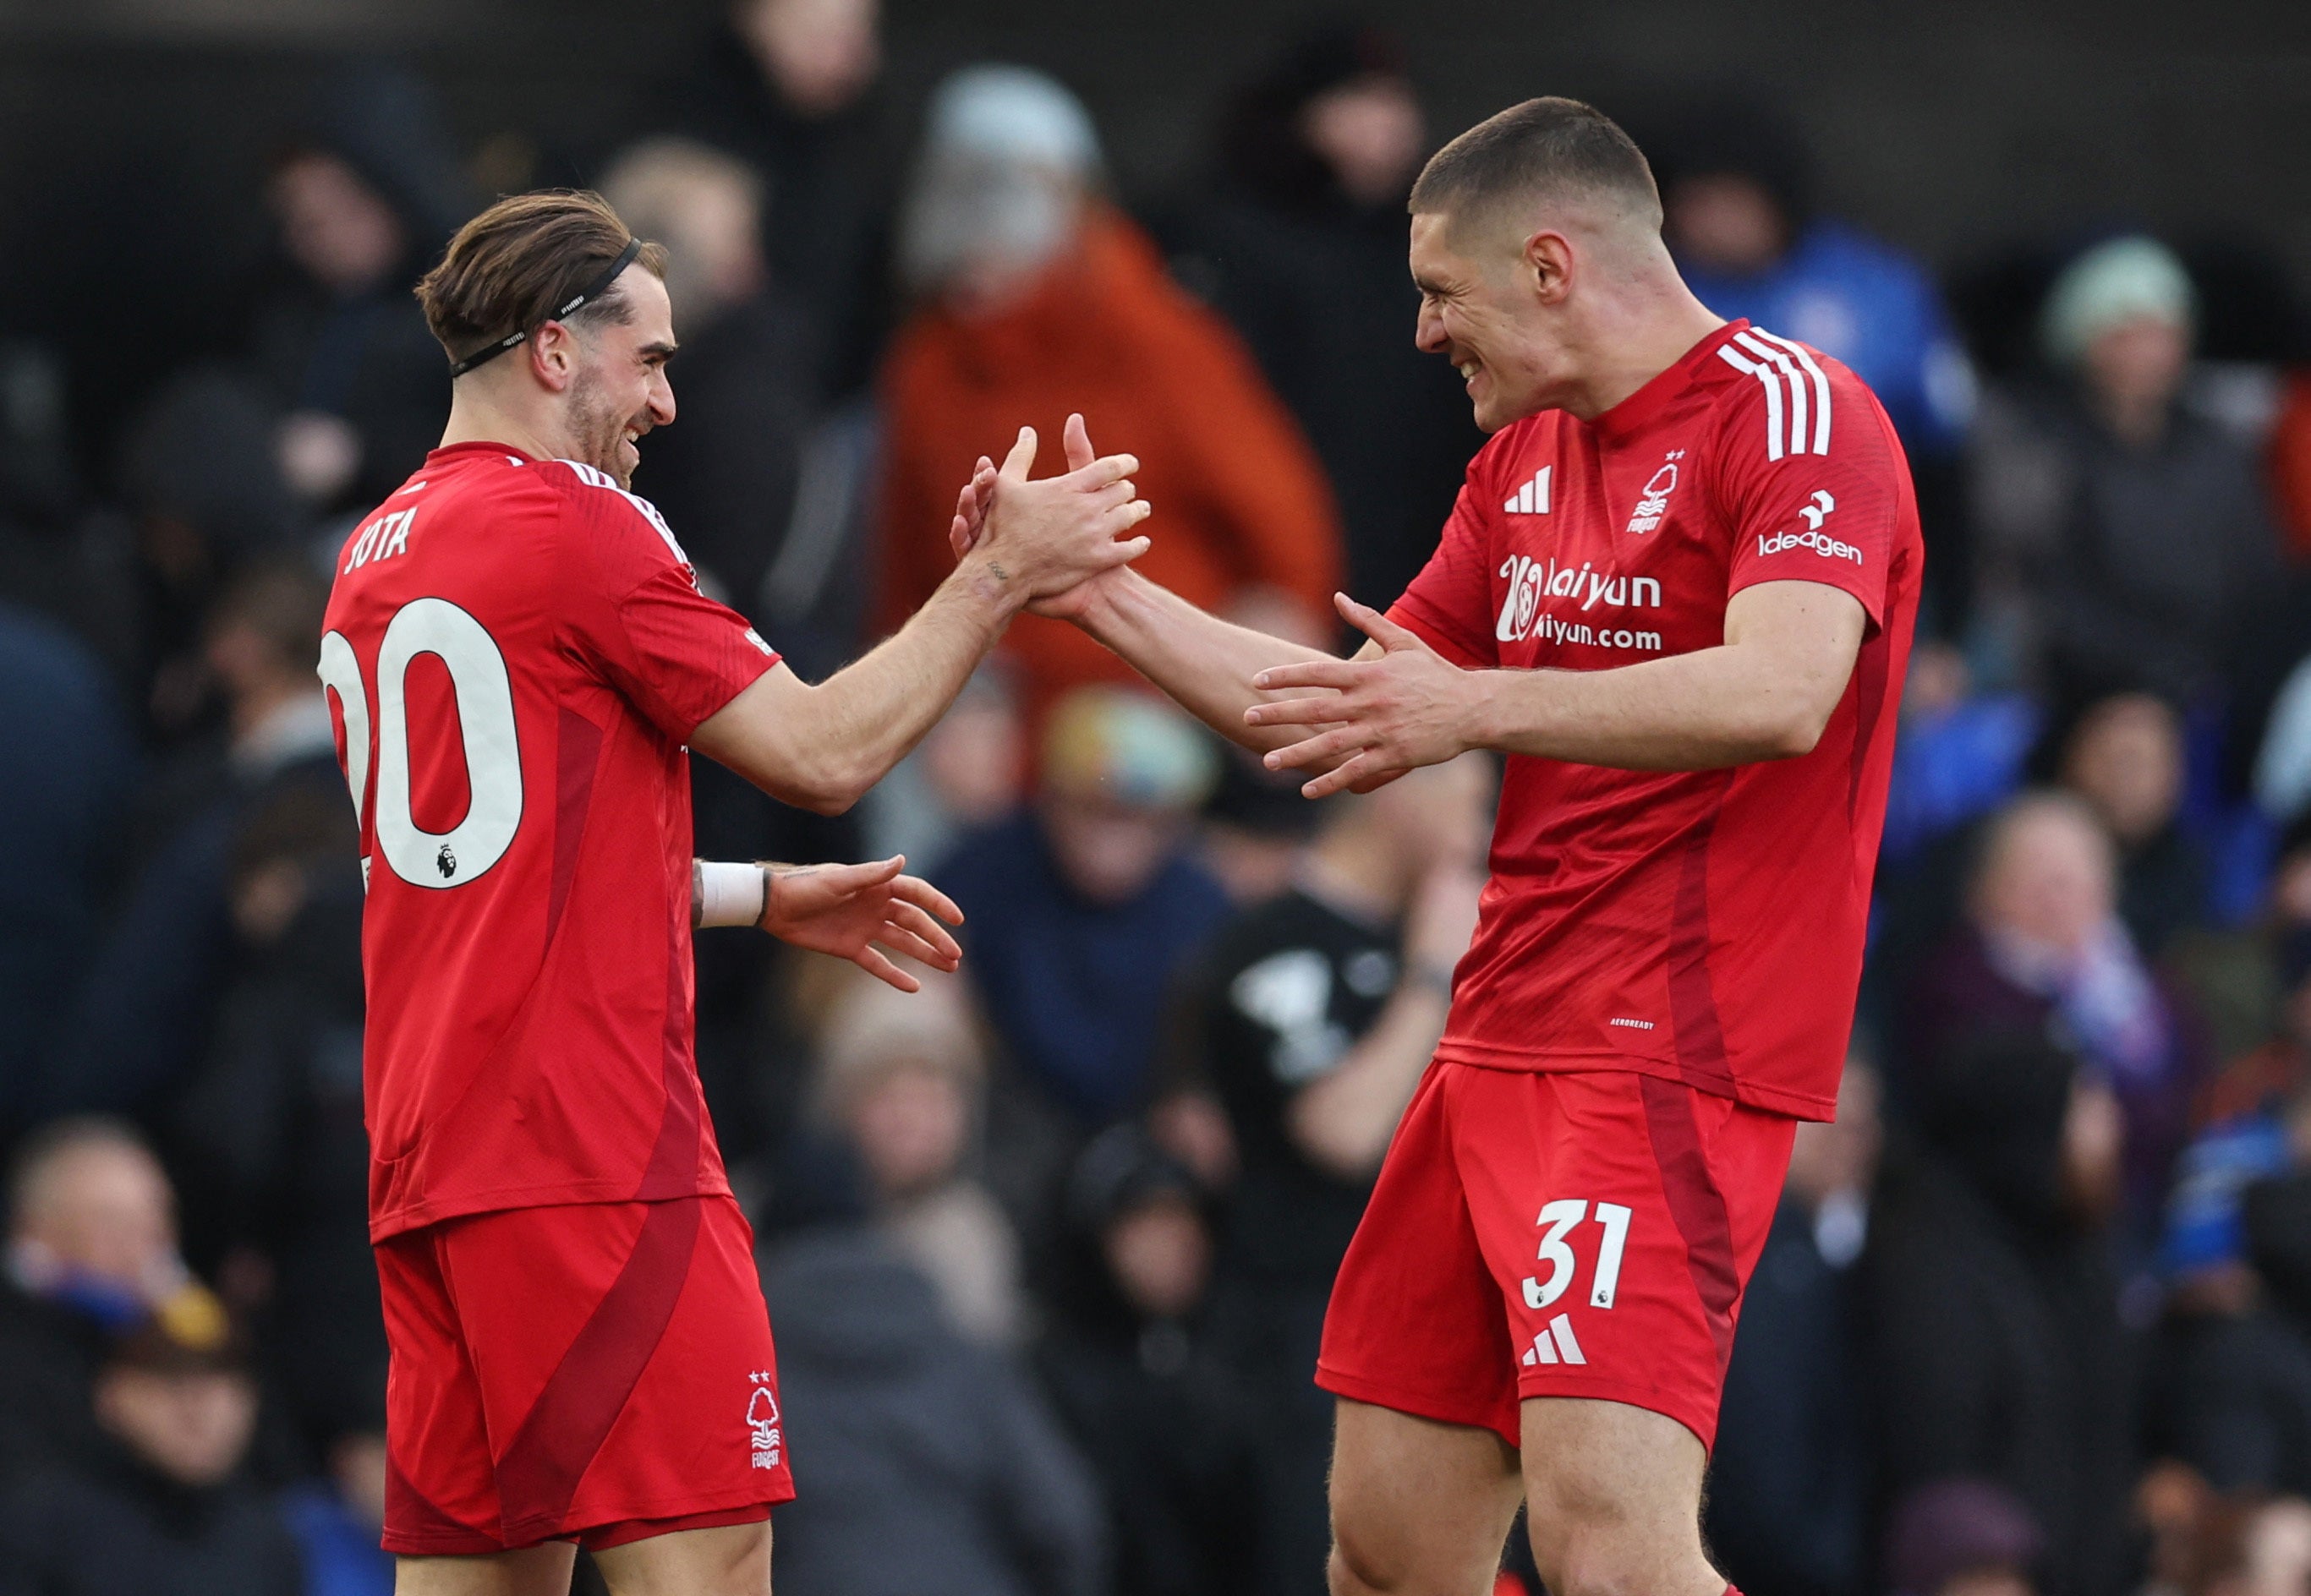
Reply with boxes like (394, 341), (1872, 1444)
(879, 65), (1343, 724)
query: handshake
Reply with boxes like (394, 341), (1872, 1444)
(942, 413), (1151, 619)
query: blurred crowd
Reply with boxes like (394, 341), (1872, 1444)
(4, 3), (2311, 1594)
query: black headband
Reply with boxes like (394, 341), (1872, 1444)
(447, 237), (643, 378)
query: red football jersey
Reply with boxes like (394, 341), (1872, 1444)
(319, 443), (780, 1239)
(1390, 320), (1920, 1120)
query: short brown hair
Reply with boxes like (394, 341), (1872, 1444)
(1410, 97), (1661, 236)
(414, 189), (669, 368)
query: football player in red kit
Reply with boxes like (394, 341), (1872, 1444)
(950, 98), (1919, 1596)
(320, 190), (1150, 1593)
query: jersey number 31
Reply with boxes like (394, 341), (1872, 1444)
(318, 598), (523, 890)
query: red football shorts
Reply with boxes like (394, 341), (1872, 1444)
(375, 1194), (795, 1555)
(1318, 1062), (1797, 1451)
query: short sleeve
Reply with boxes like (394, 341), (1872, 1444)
(1716, 341), (1905, 633)
(1388, 461), (1503, 670)
(555, 466), (780, 741)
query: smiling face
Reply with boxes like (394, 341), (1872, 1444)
(558, 269), (679, 489)
(1410, 209), (1579, 433)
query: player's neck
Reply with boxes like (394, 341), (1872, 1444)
(438, 383), (568, 467)
(1556, 270), (1727, 421)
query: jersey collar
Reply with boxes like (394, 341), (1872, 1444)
(1589, 319), (1750, 444)
(424, 440), (539, 468)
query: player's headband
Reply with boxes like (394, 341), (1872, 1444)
(446, 238), (643, 378)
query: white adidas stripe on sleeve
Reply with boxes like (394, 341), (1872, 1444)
(553, 458), (693, 567)
(1735, 331), (1811, 458)
(1748, 329), (1833, 455)
(1716, 328), (1835, 461)
(1717, 342), (1788, 461)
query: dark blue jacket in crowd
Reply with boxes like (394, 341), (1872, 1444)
(0, 603), (134, 1141)
(48, 739), (342, 1127)
(1682, 219), (1974, 456)
(1706, 1197), (1873, 1596)
(937, 812), (1232, 1126)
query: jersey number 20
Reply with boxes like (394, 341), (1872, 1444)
(318, 598), (523, 889)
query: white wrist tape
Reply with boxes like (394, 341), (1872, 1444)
(695, 861), (768, 928)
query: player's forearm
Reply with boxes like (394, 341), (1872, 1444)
(1075, 568), (1341, 753)
(1466, 644), (1843, 772)
(1286, 981), (1452, 1178)
(698, 555), (1022, 814)
(792, 556), (1025, 804)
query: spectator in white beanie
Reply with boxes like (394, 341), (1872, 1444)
(2040, 235), (2197, 450)
(1965, 235), (2283, 720)
(897, 64), (1103, 309)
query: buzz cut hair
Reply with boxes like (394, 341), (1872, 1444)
(1410, 97), (1662, 240)
(414, 189), (669, 369)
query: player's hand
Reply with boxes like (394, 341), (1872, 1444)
(759, 856), (964, 992)
(948, 454), (999, 560)
(1246, 593), (1481, 799)
(947, 418), (1146, 619)
(965, 414), (1152, 605)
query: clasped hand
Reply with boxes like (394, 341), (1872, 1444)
(1246, 593), (1480, 799)
(958, 415), (1152, 604)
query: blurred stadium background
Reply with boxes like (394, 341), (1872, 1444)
(3, 3), (2311, 1594)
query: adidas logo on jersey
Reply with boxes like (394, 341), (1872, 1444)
(1503, 467), (1551, 516)
(1521, 1314), (1587, 1366)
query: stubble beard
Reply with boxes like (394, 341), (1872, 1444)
(567, 369), (640, 489)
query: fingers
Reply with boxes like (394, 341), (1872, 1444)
(1252, 659), (1364, 692)
(887, 899), (963, 964)
(999, 426), (1038, 480)
(1338, 592), (1421, 650)
(1300, 752), (1388, 801)
(879, 923), (961, 972)
(1240, 693), (1341, 729)
(852, 946), (923, 993)
(1061, 451), (1139, 489)
(1087, 533), (1153, 571)
(1064, 412), (1095, 471)
(890, 873), (965, 926)
(1105, 500), (1153, 534)
(951, 466), (999, 558)
(1263, 724), (1369, 772)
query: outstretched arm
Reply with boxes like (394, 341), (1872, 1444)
(1071, 568), (1375, 754)
(945, 415), (1374, 757)
(693, 423), (1150, 813)
(1248, 581), (1867, 797)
